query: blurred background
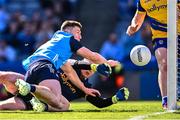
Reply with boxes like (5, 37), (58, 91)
(0, 0), (159, 100)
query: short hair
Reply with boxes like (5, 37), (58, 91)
(60, 20), (82, 31)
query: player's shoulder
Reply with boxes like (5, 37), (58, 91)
(51, 31), (72, 40)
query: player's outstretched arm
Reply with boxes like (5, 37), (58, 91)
(126, 10), (146, 36)
(61, 62), (101, 97)
(76, 47), (107, 64)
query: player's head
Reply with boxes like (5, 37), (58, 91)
(60, 20), (82, 41)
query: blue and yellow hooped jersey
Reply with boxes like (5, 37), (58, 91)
(137, 0), (167, 40)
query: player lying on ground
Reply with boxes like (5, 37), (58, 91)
(19, 20), (114, 111)
(0, 59), (129, 111)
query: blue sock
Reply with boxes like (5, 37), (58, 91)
(162, 96), (167, 105)
(30, 85), (36, 93)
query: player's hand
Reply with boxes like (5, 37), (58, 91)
(96, 63), (112, 77)
(126, 24), (138, 36)
(107, 60), (119, 67)
(116, 87), (129, 101)
(84, 88), (101, 97)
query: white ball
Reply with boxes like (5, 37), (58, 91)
(130, 45), (151, 66)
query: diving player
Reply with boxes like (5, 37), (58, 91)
(15, 20), (112, 111)
(0, 60), (129, 111)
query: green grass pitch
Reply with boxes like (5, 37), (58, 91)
(0, 101), (180, 120)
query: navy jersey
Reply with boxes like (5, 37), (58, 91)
(22, 31), (82, 70)
(59, 69), (92, 101)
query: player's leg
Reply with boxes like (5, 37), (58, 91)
(0, 96), (26, 110)
(35, 79), (70, 110)
(0, 71), (24, 94)
(47, 95), (70, 111)
(16, 61), (69, 110)
(16, 79), (68, 111)
(86, 87), (129, 108)
(155, 48), (167, 108)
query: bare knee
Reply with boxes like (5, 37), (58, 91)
(0, 71), (8, 83)
(0, 71), (24, 84)
(56, 99), (70, 111)
(158, 60), (167, 72)
(62, 101), (70, 111)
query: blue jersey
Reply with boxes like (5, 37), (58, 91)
(23, 31), (82, 70)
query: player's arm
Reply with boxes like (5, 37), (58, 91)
(70, 38), (111, 76)
(126, 1), (146, 36)
(126, 10), (146, 36)
(76, 47), (120, 77)
(70, 37), (107, 64)
(68, 59), (122, 77)
(61, 62), (101, 97)
(77, 47), (107, 64)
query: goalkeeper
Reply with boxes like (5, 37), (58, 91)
(0, 59), (129, 111)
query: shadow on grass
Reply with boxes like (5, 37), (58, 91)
(68, 109), (138, 112)
(173, 111), (180, 114)
(0, 109), (138, 113)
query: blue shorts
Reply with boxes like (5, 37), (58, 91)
(178, 35), (180, 55)
(152, 38), (167, 52)
(25, 60), (59, 85)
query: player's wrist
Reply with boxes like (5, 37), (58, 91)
(90, 64), (98, 72)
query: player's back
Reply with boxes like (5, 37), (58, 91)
(138, 0), (167, 39)
(23, 31), (73, 70)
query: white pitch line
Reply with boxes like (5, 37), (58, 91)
(128, 110), (176, 120)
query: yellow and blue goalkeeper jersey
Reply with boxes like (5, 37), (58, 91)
(137, 0), (180, 40)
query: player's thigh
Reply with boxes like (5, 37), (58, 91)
(155, 48), (167, 71)
(38, 79), (62, 96)
(153, 38), (167, 66)
(0, 97), (26, 110)
(0, 71), (24, 84)
(155, 48), (167, 64)
(0, 71), (24, 94)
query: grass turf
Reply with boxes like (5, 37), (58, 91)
(0, 101), (180, 120)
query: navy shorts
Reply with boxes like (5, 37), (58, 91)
(25, 60), (59, 85)
(152, 38), (167, 52)
(178, 35), (180, 55)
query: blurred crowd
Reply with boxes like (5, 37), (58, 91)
(0, 0), (80, 62)
(0, 0), (153, 64)
(100, 0), (153, 64)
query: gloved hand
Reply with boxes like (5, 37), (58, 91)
(116, 87), (129, 101)
(90, 63), (112, 77)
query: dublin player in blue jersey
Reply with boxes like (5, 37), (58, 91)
(0, 60), (129, 111)
(15, 20), (112, 111)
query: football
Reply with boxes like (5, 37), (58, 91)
(130, 45), (151, 66)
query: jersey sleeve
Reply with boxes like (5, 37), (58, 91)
(137, 0), (146, 12)
(70, 37), (83, 53)
(72, 60), (92, 70)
